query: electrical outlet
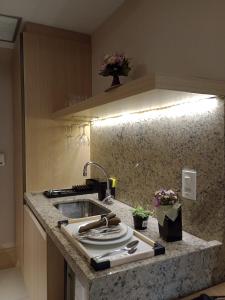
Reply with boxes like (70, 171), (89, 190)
(182, 169), (196, 200)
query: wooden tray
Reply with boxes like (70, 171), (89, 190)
(58, 217), (165, 271)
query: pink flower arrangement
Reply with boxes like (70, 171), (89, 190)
(153, 189), (179, 207)
(99, 53), (131, 77)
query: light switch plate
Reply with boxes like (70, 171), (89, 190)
(0, 152), (5, 166)
(182, 169), (196, 200)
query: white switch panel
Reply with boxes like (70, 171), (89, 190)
(182, 169), (196, 200)
(0, 152), (5, 166)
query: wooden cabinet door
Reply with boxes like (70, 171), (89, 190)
(22, 31), (91, 192)
(24, 205), (47, 300)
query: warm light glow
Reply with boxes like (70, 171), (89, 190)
(91, 97), (218, 127)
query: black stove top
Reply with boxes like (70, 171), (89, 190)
(43, 184), (95, 198)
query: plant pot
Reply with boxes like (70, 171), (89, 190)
(133, 215), (149, 230)
(158, 208), (182, 242)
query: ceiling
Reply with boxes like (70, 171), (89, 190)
(0, 0), (124, 34)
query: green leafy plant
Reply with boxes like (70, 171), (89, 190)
(132, 206), (151, 219)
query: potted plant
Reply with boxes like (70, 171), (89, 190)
(132, 206), (151, 230)
(153, 189), (182, 242)
(99, 53), (131, 89)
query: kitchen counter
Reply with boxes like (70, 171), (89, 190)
(24, 192), (221, 300)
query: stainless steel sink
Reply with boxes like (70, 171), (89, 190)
(54, 199), (110, 219)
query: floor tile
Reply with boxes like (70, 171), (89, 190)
(0, 268), (29, 300)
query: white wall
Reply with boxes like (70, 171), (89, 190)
(0, 48), (15, 248)
(92, 0), (225, 94)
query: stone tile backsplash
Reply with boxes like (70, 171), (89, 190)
(90, 98), (225, 243)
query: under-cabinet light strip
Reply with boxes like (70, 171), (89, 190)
(91, 96), (218, 127)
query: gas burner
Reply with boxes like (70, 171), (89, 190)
(43, 185), (95, 198)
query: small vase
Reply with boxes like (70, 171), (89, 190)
(111, 74), (120, 87)
(158, 208), (182, 242)
(133, 215), (149, 230)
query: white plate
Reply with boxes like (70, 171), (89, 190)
(79, 227), (133, 246)
(70, 223), (133, 246)
(81, 223), (128, 241)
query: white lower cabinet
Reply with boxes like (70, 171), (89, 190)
(23, 205), (47, 300)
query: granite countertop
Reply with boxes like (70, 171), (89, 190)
(24, 192), (221, 284)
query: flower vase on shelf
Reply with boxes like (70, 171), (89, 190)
(99, 53), (131, 91)
(111, 74), (121, 87)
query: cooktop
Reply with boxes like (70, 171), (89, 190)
(43, 184), (95, 198)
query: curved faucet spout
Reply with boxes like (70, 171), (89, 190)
(83, 161), (108, 178)
(82, 161), (113, 204)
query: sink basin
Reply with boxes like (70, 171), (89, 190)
(54, 199), (110, 219)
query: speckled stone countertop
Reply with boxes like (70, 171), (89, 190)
(24, 192), (222, 300)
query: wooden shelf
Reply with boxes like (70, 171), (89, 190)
(51, 74), (225, 121)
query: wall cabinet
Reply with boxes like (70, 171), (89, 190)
(23, 25), (91, 192)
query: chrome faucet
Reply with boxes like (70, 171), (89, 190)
(83, 161), (113, 204)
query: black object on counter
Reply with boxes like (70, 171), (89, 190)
(153, 242), (166, 256)
(57, 219), (69, 228)
(43, 179), (116, 200)
(90, 258), (111, 271)
(86, 178), (116, 201)
(133, 215), (149, 230)
(43, 184), (95, 198)
(158, 208), (182, 242)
